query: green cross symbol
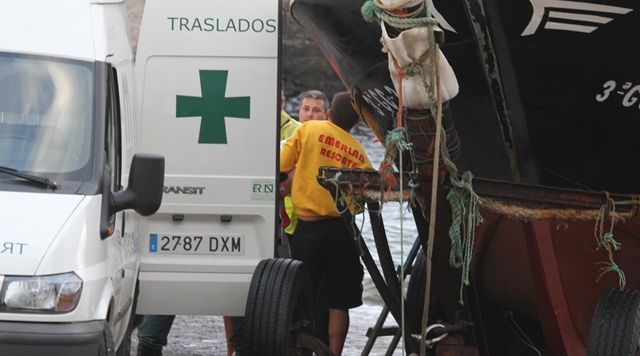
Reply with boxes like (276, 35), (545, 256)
(176, 70), (250, 144)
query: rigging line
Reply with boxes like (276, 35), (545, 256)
(400, 128), (406, 356)
(420, 41), (443, 356)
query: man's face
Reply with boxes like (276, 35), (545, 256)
(298, 98), (326, 122)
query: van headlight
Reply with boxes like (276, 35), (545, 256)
(0, 272), (83, 313)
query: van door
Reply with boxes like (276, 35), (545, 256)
(135, 0), (279, 315)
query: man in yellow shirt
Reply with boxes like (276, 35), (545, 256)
(280, 91), (372, 356)
(281, 89), (328, 236)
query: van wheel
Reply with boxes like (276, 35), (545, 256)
(242, 258), (314, 356)
(99, 322), (115, 356)
(587, 288), (640, 356)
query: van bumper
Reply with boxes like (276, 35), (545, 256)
(0, 320), (105, 356)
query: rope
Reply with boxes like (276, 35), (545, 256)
(326, 172), (367, 255)
(631, 194), (640, 218)
(420, 17), (441, 356)
(378, 128), (413, 197)
(396, 67), (405, 129)
(361, 0), (438, 29)
(399, 133), (407, 356)
(594, 193), (626, 289)
(447, 172), (484, 304)
(326, 172), (348, 214)
(355, 188), (640, 221)
(352, 197), (367, 256)
(363, 0), (458, 352)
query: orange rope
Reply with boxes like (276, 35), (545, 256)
(396, 67), (405, 129)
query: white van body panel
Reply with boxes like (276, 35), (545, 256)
(0, 0), (139, 352)
(0, 0), (95, 60)
(0, 193), (131, 339)
(0, 192), (84, 275)
(0, 194), (130, 343)
(136, 0), (279, 315)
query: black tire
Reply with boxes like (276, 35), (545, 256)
(587, 288), (640, 356)
(242, 258), (314, 356)
(406, 248), (427, 334)
(99, 322), (115, 356)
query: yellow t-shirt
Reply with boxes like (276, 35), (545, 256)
(280, 111), (301, 139)
(280, 120), (372, 218)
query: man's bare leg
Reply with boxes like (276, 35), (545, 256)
(223, 316), (235, 356)
(328, 308), (350, 355)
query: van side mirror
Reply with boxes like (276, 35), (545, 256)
(111, 153), (165, 216)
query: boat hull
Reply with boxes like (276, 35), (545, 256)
(292, 0), (640, 354)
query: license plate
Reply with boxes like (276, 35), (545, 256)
(149, 233), (243, 255)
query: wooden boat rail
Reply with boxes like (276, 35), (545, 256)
(317, 166), (640, 221)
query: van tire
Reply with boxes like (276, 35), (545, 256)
(587, 288), (640, 356)
(99, 322), (115, 356)
(242, 258), (314, 356)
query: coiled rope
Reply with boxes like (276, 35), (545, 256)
(361, 0), (439, 29)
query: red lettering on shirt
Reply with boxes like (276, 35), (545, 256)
(319, 134), (366, 165)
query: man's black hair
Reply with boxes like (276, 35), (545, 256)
(330, 91), (359, 131)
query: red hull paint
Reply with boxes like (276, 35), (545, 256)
(472, 212), (640, 355)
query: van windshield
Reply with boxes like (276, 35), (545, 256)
(0, 53), (94, 179)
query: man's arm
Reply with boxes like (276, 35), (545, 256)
(280, 127), (301, 173)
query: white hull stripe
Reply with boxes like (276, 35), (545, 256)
(545, 21), (598, 33)
(522, 0), (633, 36)
(548, 11), (613, 24)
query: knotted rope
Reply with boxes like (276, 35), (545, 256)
(446, 172), (484, 304)
(594, 192), (625, 289)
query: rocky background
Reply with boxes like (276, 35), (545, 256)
(279, 0), (346, 106)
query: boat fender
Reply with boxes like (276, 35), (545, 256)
(381, 22), (459, 109)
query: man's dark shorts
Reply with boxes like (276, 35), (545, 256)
(290, 217), (364, 310)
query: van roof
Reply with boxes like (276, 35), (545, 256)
(0, 0), (100, 61)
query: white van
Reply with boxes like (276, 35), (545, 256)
(134, 0), (279, 317)
(0, 0), (280, 354)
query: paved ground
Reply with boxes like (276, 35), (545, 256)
(129, 304), (405, 355)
